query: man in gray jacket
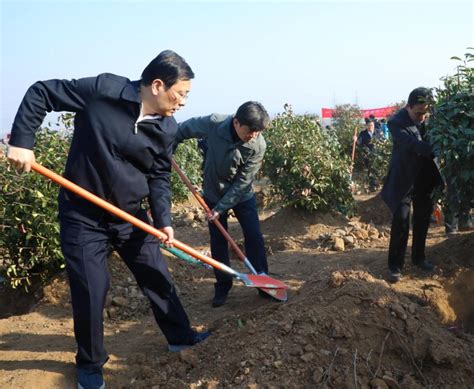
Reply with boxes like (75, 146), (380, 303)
(175, 101), (270, 307)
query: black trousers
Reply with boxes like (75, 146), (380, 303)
(205, 195), (268, 297)
(387, 189), (433, 272)
(60, 209), (194, 370)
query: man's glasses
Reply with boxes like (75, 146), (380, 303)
(168, 88), (189, 103)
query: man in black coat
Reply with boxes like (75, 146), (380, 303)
(357, 120), (378, 191)
(381, 87), (443, 283)
(7, 50), (209, 389)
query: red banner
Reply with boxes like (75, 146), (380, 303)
(321, 106), (397, 119)
(321, 108), (333, 118)
(361, 106), (397, 118)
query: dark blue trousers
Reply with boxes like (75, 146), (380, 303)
(60, 209), (194, 370)
(205, 195), (268, 297)
(388, 190), (433, 272)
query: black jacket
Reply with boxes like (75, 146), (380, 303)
(357, 129), (375, 152)
(9, 73), (175, 228)
(381, 108), (443, 213)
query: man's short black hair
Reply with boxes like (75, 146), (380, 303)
(141, 50), (194, 88)
(407, 87), (433, 107)
(235, 101), (270, 132)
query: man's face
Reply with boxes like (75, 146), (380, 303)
(407, 103), (430, 125)
(367, 122), (375, 132)
(234, 118), (261, 143)
(150, 79), (192, 117)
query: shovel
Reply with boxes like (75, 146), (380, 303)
(160, 244), (211, 269)
(171, 159), (288, 302)
(349, 126), (358, 193)
(31, 162), (288, 291)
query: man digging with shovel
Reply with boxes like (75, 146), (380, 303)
(7, 50), (210, 389)
(174, 101), (272, 307)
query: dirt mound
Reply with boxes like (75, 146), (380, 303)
(355, 193), (392, 226)
(262, 206), (349, 235)
(429, 232), (474, 269)
(1, 195), (473, 388)
(428, 232), (474, 334)
(108, 270), (474, 388)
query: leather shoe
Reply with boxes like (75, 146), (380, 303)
(77, 367), (104, 389)
(211, 294), (228, 308)
(413, 260), (434, 271)
(168, 330), (211, 352)
(388, 269), (402, 283)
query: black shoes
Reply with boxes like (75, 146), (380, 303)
(168, 330), (211, 352)
(413, 260), (434, 271)
(77, 367), (105, 389)
(211, 293), (228, 308)
(388, 260), (434, 283)
(388, 269), (402, 283)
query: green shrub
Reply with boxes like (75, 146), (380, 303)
(331, 104), (369, 175)
(0, 118), (72, 290)
(263, 105), (354, 213)
(370, 136), (393, 184)
(427, 49), (474, 213)
(171, 139), (203, 202)
(350, 136), (393, 193)
(332, 104), (363, 152)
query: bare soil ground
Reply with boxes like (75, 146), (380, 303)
(1, 193), (473, 388)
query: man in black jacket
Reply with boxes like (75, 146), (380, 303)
(381, 87), (443, 283)
(357, 119), (377, 191)
(7, 50), (209, 389)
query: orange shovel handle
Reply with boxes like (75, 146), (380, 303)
(31, 162), (235, 274)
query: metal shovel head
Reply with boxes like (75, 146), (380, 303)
(259, 286), (289, 302)
(240, 274), (288, 289)
(240, 274), (288, 302)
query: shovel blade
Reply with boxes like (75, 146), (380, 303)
(244, 274), (289, 289)
(258, 287), (288, 302)
(237, 274), (288, 302)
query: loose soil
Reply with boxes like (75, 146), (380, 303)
(1, 193), (473, 388)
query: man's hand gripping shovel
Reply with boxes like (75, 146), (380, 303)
(31, 162), (289, 293)
(171, 159), (288, 302)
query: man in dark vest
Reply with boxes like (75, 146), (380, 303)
(381, 87), (443, 283)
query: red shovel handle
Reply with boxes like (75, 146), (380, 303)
(171, 159), (247, 262)
(31, 162), (235, 274)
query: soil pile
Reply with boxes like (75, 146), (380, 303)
(109, 268), (474, 388)
(1, 196), (473, 388)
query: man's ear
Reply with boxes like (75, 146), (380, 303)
(233, 117), (240, 128)
(151, 79), (165, 95)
